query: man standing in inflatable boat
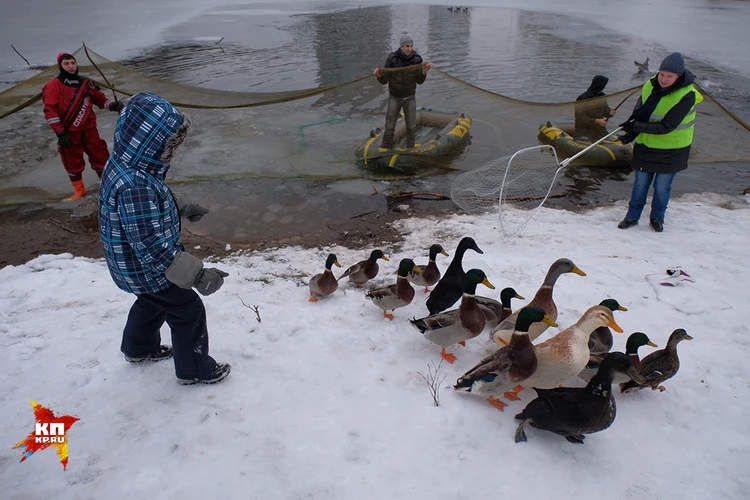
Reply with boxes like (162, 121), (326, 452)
(373, 32), (432, 149)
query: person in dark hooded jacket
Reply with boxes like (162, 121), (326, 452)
(574, 74), (616, 140)
(373, 32), (432, 149)
(617, 52), (703, 232)
(99, 92), (231, 385)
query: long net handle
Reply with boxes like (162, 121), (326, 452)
(560, 127), (624, 168)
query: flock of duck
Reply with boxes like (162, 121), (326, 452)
(308, 237), (692, 444)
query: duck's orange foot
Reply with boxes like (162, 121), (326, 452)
(458, 341), (466, 347)
(503, 385), (524, 401)
(487, 395), (507, 412)
(356, 283), (364, 289)
(440, 347), (457, 364)
(308, 295), (319, 302)
(654, 385), (667, 392)
(383, 311), (395, 321)
(423, 287), (430, 293)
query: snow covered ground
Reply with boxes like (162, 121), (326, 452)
(2, 193), (749, 499)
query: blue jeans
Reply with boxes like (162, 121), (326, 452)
(625, 170), (676, 221)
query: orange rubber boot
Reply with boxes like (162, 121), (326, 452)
(65, 180), (86, 201)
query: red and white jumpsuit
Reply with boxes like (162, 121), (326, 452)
(42, 77), (116, 181)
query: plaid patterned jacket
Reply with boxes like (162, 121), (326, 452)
(99, 93), (186, 295)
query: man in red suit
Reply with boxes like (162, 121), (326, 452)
(42, 52), (123, 201)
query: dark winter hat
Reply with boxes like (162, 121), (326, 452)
(399, 32), (414, 47)
(659, 52), (685, 75)
(57, 52), (76, 67)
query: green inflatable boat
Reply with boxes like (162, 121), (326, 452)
(538, 122), (633, 168)
(356, 108), (472, 169)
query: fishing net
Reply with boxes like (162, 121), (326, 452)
(451, 145), (567, 236)
(1, 44), (750, 196)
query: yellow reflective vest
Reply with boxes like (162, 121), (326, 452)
(635, 81), (703, 149)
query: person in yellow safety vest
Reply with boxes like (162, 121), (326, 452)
(616, 52), (703, 233)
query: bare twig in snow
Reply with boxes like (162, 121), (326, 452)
(417, 359), (447, 407)
(238, 296), (262, 322)
(371, 184), (379, 195)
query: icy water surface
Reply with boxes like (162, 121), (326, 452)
(1, 2), (749, 242)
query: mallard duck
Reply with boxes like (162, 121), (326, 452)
(491, 258), (586, 345)
(308, 253), (341, 302)
(407, 244), (449, 293)
(410, 269), (495, 364)
(365, 258), (421, 320)
(476, 287), (525, 330)
(426, 237), (483, 315)
(454, 306), (557, 411)
(586, 299), (628, 367)
(620, 329), (692, 393)
(338, 249), (389, 288)
(581, 331), (656, 383)
(503, 305), (623, 401)
(514, 352), (646, 444)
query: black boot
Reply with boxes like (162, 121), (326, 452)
(177, 362), (232, 385)
(649, 218), (664, 232)
(618, 218), (638, 229)
(124, 345), (173, 363)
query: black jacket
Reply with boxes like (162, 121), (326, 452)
(377, 49), (426, 98)
(574, 75), (612, 140)
(630, 70), (697, 174)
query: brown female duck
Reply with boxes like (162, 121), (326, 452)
(491, 258), (586, 346)
(338, 249), (389, 288)
(620, 329), (692, 393)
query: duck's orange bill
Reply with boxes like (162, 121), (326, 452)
(608, 320), (623, 333)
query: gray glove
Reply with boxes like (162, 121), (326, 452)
(165, 252), (228, 295)
(179, 203), (209, 222)
(194, 267), (229, 296)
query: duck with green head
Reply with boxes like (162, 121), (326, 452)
(309, 253), (341, 302)
(491, 258), (586, 345)
(586, 298), (628, 367)
(410, 269), (495, 363)
(514, 352), (646, 444)
(338, 249), (389, 288)
(407, 244), (449, 293)
(620, 328), (692, 393)
(581, 331), (657, 383)
(476, 287), (525, 331)
(454, 306), (557, 411)
(365, 258), (422, 320)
